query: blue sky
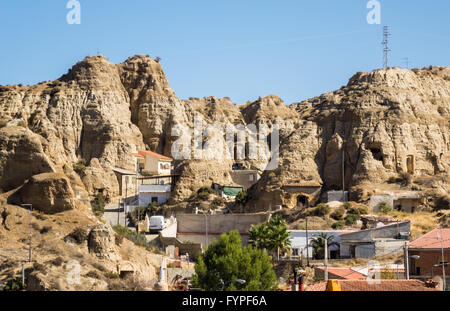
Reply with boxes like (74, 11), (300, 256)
(0, 0), (449, 105)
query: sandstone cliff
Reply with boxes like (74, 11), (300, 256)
(0, 56), (448, 210)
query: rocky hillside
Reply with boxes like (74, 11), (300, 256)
(0, 55), (448, 210)
(0, 197), (160, 290)
(248, 66), (450, 210)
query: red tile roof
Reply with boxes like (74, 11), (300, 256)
(315, 267), (366, 280)
(137, 150), (173, 161)
(133, 153), (144, 158)
(409, 228), (450, 250)
(306, 280), (440, 291)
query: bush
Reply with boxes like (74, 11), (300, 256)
(48, 257), (64, 267)
(211, 197), (225, 208)
(65, 227), (89, 244)
(3, 277), (25, 291)
(86, 270), (101, 279)
(345, 214), (360, 226)
(332, 221), (344, 229)
(235, 190), (249, 205)
(378, 202), (392, 214)
(342, 202), (352, 210)
(347, 206), (358, 215)
(400, 172), (413, 186)
(307, 204), (331, 217)
(91, 193), (106, 217)
(330, 207), (345, 220)
(113, 225), (148, 248)
(356, 205), (369, 215)
(197, 186), (214, 201)
(40, 226), (52, 234)
(104, 271), (120, 280)
(132, 206), (150, 221)
(73, 159), (87, 175)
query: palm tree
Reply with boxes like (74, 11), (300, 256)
(267, 216), (291, 260)
(309, 233), (338, 259)
(249, 224), (270, 249)
(248, 216), (291, 260)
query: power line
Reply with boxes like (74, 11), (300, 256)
(402, 57), (411, 69)
(382, 26), (391, 69)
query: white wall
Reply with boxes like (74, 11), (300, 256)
(289, 230), (355, 258)
(139, 192), (171, 206)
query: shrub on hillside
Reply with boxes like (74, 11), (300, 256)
(377, 202), (392, 214)
(3, 277), (26, 291)
(211, 197), (225, 208)
(113, 225), (148, 248)
(73, 159), (87, 175)
(91, 193), (106, 217)
(197, 186), (215, 201)
(330, 207), (345, 220)
(342, 202), (352, 210)
(308, 204), (331, 217)
(235, 190), (249, 205)
(345, 214), (360, 226)
(332, 221), (344, 229)
(400, 172), (413, 186)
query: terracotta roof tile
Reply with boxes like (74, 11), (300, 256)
(137, 150), (173, 161)
(306, 280), (439, 291)
(409, 228), (450, 250)
(315, 267), (366, 280)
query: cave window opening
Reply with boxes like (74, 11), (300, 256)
(370, 148), (383, 162)
(297, 195), (308, 208)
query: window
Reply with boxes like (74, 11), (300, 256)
(151, 197), (158, 203)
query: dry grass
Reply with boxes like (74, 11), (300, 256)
(375, 210), (439, 239)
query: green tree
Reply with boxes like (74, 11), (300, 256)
(191, 231), (278, 291)
(309, 233), (338, 259)
(249, 216), (291, 260)
(91, 193), (106, 217)
(235, 190), (249, 205)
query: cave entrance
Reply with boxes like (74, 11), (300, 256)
(370, 148), (383, 161)
(296, 195), (308, 208)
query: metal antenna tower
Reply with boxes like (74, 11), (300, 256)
(382, 26), (391, 69)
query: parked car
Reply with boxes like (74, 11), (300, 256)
(149, 216), (167, 233)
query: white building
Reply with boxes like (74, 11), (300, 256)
(133, 150), (173, 175)
(133, 150), (175, 207)
(289, 230), (356, 259)
(138, 184), (172, 206)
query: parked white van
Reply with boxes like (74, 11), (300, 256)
(149, 216), (166, 233)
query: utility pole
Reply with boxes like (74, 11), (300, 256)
(125, 176), (128, 227)
(305, 216), (310, 267)
(117, 199), (121, 226)
(342, 140), (345, 195)
(324, 236), (328, 281)
(22, 263), (25, 287)
(205, 213), (208, 248)
(404, 242), (410, 280)
(382, 26), (391, 69)
(21, 204), (33, 263)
